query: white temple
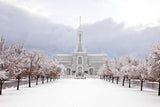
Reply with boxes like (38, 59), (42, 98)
(53, 17), (107, 77)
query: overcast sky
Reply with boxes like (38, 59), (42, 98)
(0, 0), (160, 58)
(1, 0), (160, 28)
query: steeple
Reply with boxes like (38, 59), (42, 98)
(79, 16), (81, 30)
(74, 16), (86, 53)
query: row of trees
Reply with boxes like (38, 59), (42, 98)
(98, 42), (160, 96)
(0, 37), (62, 95)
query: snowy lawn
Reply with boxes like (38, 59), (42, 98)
(0, 79), (160, 107)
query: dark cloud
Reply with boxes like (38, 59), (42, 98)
(0, 2), (77, 58)
(0, 1), (160, 58)
(83, 20), (160, 58)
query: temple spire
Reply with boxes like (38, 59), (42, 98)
(79, 16), (81, 30)
(74, 16), (86, 53)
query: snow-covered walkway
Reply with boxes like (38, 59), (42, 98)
(0, 79), (160, 107)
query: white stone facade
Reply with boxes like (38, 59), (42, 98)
(53, 17), (107, 76)
(54, 53), (107, 76)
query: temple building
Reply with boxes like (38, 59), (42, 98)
(53, 17), (107, 77)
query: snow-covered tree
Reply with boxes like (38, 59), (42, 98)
(98, 58), (115, 81)
(0, 36), (62, 95)
(34, 53), (45, 85)
(104, 59), (112, 76)
(109, 57), (124, 83)
(109, 58), (121, 77)
(119, 56), (139, 87)
(147, 42), (160, 81)
(147, 42), (160, 95)
(100, 56), (140, 87)
(0, 36), (9, 94)
(24, 49), (44, 87)
(136, 60), (148, 91)
(43, 60), (52, 83)
(7, 42), (27, 90)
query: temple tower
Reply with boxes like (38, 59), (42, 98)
(75, 16), (86, 53)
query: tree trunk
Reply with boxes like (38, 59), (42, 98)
(0, 79), (4, 95)
(17, 76), (20, 90)
(158, 81), (160, 96)
(129, 79), (131, 88)
(54, 76), (55, 81)
(117, 77), (119, 84)
(106, 76), (108, 81)
(29, 73), (31, 87)
(36, 75), (39, 85)
(52, 76), (54, 81)
(47, 77), (48, 83)
(109, 76), (111, 82)
(141, 79), (144, 91)
(42, 76), (44, 84)
(50, 77), (52, 82)
(112, 77), (114, 83)
(29, 61), (32, 87)
(122, 76), (125, 86)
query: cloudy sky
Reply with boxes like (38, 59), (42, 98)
(0, 0), (160, 58)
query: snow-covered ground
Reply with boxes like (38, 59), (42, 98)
(0, 79), (160, 107)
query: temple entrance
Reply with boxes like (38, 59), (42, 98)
(66, 68), (71, 75)
(77, 66), (82, 76)
(76, 66), (85, 79)
(89, 68), (94, 75)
